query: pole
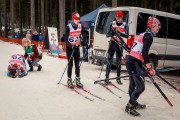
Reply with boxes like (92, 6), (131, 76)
(57, 49), (75, 84)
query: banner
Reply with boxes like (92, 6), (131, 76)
(48, 27), (60, 54)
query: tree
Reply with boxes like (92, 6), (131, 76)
(10, 0), (14, 37)
(41, 0), (44, 35)
(4, 0), (8, 37)
(59, 0), (65, 40)
(31, 0), (35, 31)
(169, 0), (174, 13)
(0, 0), (2, 36)
(112, 0), (117, 7)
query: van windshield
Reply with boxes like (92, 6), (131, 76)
(95, 11), (129, 34)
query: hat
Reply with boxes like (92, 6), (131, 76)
(147, 17), (161, 28)
(72, 12), (80, 21)
(116, 11), (123, 18)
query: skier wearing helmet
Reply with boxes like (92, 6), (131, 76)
(22, 38), (43, 72)
(65, 12), (89, 89)
(105, 11), (129, 85)
(7, 54), (28, 78)
(125, 17), (161, 116)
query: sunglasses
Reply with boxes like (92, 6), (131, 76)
(74, 18), (80, 21)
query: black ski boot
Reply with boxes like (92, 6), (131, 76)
(125, 103), (140, 116)
(104, 77), (111, 85)
(134, 103), (146, 110)
(67, 78), (74, 89)
(37, 64), (42, 71)
(75, 77), (83, 88)
(28, 66), (33, 72)
(116, 78), (123, 85)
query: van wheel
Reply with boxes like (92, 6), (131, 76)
(149, 57), (157, 69)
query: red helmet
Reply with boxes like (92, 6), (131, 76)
(147, 17), (161, 28)
(116, 11), (123, 18)
(72, 12), (80, 21)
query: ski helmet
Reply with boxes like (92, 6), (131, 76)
(116, 11), (123, 18)
(72, 12), (80, 21)
(147, 17), (161, 28)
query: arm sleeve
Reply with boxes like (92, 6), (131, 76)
(64, 25), (72, 48)
(142, 33), (153, 64)
(30, 45), (39, 61)
(106, 24), (114, 38)
(81, 25), (88, 46)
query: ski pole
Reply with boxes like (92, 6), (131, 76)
(57, 49), (75, 84)
(113, 30), (130, 52)
(113, 40), (128, 64)
(147, 74), (173, 107)
(141, 66), (173, 107)
(156, 74), (180, 93)
(94, 72), (147, 84)
(98, 41), (111, 78)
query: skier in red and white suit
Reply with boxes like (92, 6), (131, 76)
(65, 12), (89, 89)
(7, 54), (28, 78)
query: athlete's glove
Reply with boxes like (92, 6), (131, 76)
(85, 44), (90, 49)
(72, 45), (78, 50)
(148, 69), (156, 76)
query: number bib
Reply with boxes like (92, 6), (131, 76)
(131, 41), (143, 53)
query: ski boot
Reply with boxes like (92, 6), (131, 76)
(37, 64), (42, 71)
(67, 78), (74, 89)
(125, 103), (140, 116)
(116, 78), (123, 85)
(28, 66), (33, 72)
(104, 77), (111, 85)
(134, 103), (146, 110)
(75, 77), (83, 88)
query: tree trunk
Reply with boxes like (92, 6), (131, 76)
(41, 0), (44, 35)
(31, 0), (35, 31)
(38, 0), (41, 33)
(169, 0), (173, 13)
(112, 0), (117, 7)
(70, 0), (73, 14)
(10, 0), (14, 37)
(155, 0), (158, 9)
(0, 0), (2, 36)
(59, 0), (65, 41)
(44, 0), (49, 28)
(93, 0), (97, 9)
(74, 0), (77, 11)
(4, 0), (8, 37)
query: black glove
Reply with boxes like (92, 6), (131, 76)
(106, 33), (113, 38)
(27, 60), (33, 66)
(72, 45), (78, 50)
(85, 44), (90, 49)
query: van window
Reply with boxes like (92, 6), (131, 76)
(168, 18), (180, 40)
(96, 11), (129, 34)
(136, 13), (167, 38)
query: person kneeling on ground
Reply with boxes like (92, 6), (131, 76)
(22, 38), (43, 72)
(7, 54), (28, 78)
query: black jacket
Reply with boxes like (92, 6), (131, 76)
(65, 22), (88, 49)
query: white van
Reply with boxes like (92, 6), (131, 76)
(93, 7), (180, 69)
